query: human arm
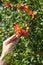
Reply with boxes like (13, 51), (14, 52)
(0, 34), (19, 65)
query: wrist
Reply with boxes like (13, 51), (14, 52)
(0, 55), (5, 65)
(0, 53), (6, 61)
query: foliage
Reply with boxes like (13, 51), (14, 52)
(0, 0), (43, 65)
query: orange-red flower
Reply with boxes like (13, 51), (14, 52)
(23, 5), (29, 11)
(22, 29), (29, 38)
(24, 30), (28, 38)
(29, 11), (37, 19)
(14, 24), (29, 38)
(29, 10), (33, 15)
(16, 29), (22, 37)
(14, 24), (21, 31)
(5, 2), (10, 8)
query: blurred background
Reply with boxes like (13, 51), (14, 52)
(0, 0), (43, 65)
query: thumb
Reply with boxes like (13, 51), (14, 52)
(4, 34), (19, 45)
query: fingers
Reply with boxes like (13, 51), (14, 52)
(7, 39), (19, 52)
(3, 34), (19, 45)
(9, 38), (19, 48)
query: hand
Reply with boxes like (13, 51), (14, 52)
(0, 34), (19, 60)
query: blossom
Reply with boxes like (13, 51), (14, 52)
(29, 10), (33, 15)
(14, 24), (29, 38)
(5, 2), (10, 8)
(16, 29), (23, 37)
(14, 24), (21, 31)
(22, 29), (29, 38)
(23, 5), (29, 11)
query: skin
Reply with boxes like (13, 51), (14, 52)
(0, 34), (19, 65)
